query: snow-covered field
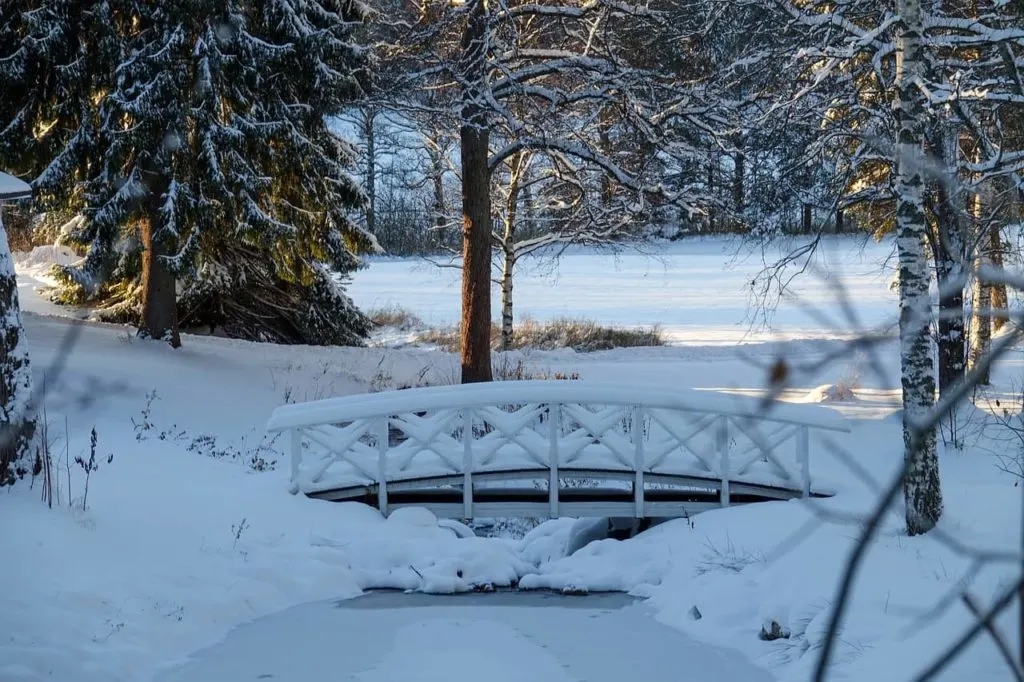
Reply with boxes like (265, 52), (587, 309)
(1, 237), (1020, 682)
(348, 236), (899, 344)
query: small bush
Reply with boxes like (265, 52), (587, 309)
(694, 537), (766, 576)
(514, 317), (664, 352)
(416, 317), (664, 353)
(760, 620), (791, 641)
(367, 305), (424, 331)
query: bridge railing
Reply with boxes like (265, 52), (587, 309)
(266, 380), (851, 517)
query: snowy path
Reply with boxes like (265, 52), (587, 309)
(153, 592), (771, 682)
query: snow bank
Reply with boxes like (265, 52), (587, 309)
(522, 438), (1020, 681)
(13, 244), (81, 274)
(0, 317), (534, 682)
(0, 171), (31, 199)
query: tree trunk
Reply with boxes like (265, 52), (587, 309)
(968, 243), (992, 385)
(500, 250), (515, 352)
(802, 203), (812, 233)
(707, 158), (716, 231)
(989, 222), (1007, 333)
(430, 147), (447, 232)
(934, 201), (965, 396)
(967, 170), (992, 384)
(459, 0), (492, 383)
(139, 175), (181, 348)
(932, 122), (966, 397)
(896, 0), (941, 536)
(364, 108), (377, 236)
(498, 153), (526, 352)
(599, 105), (614, 207)
(732, 136), (745, 230)
(0, 209), (37, 486)
(835, 207), (845, 233)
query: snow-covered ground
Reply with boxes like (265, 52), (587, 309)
(1, 238), (1020, 682)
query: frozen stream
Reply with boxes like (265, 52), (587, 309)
(153, 591), (772, 682)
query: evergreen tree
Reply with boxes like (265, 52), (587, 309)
(0, 173), (36, 487)
(0, 1), (108, 214)
(3, 0), (374, 346)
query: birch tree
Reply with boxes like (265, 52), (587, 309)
(894, 0), (942, 534)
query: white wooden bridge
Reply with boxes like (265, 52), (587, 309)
(266, 381), (850, 519)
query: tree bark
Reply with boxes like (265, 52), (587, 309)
(933, 197), (965, 396)
(500, 250), (515, 351)
(802, 203), (812, 233)
(459, 0), (493, 383)
(932, 121), (966, 397)
(498, 153), (525, 351)
(599, 104), (614, 208)
(732, 136), (745, 230)
(989, 222), (1007, 333)
(430, 146), (447, 233)
(139, 175), (181, 348)
(968, 251), (991, 384)
(896, 0), (942, 536)
(966, 163), (992, 384)
(0, 210), (37, 486)
(364, 108), (377, 236)
(707, 158), (716, 231)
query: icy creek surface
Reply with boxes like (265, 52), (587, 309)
(154, 591), (771, 682)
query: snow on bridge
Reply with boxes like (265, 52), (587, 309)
(267, 381), (850, 519)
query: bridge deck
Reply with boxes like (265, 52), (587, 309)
(267, 381), (849, 519)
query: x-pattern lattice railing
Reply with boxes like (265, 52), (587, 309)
(266, 381), (851, 517)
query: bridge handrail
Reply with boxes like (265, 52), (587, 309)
(266, 380), (851, 433)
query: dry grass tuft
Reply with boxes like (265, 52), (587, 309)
(417, 316), (664, 353)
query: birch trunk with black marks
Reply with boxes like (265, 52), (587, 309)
(896, 0), (942, 536)
(0, 211), (36, 486)
(988, 221), (1007, 333)
(498, 152), (527, 351)
(932, 123), (966, 397)
(500, 250), (516, 351)
(459, 0), (493, 383)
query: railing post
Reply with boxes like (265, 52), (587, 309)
(718, 416), (730, 507)
(289, 428), (302, 494)
(798, 426), (811, 497)
(377, 417), (389, 515)
(549, 403), (560, 518)
(463, 408), (474, 519)
(633, 406), (645, 518)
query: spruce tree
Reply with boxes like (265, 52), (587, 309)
(0, 173), (37, 486)
(3, 0), (374, 346)
(0, 1), (107, 214)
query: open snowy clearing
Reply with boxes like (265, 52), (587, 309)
(2, 238), (1021, 682)
(348, 236), (900, 346)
